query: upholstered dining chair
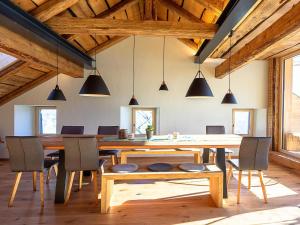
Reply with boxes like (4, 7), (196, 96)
(63, 136), (105, 204)
(6, 136), (57, 207)
(206, 126), (233, 163)
(227, 137), (272, 204)
(98, 126), (119, 165)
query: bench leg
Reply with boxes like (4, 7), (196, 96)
(209, 174), (223, 208)
(120, 152), (127, 164)
(194, 152), (201, 164)
(101, 178), (114, 213)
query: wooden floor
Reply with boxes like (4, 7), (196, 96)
(1, 157), (300, 225)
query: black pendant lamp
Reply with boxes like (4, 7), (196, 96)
(129, 36), (139, 105)
(79, 35), (110, 97)
(159, 36), (168, 91)
(47, 43), (66, 101)
(185, 63), (213, 98)
(222, 31), (237, 104)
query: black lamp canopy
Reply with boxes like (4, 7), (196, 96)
(47, 42), (66, 101)
(186, 64), (213, 98)
(129, 36), (139, 105)
(159, 36), (169, 91)
(79, 34), (110, 97)
(222, 30), (237, 104)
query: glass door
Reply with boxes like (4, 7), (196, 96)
(132, 108), (157, 134)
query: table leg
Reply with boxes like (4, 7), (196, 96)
(202, 148), (210, 163)
(55, 150), (67, 203)
(215, 148), (228, 198)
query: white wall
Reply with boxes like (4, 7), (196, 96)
(14, 105), (34, 136)
(0, 37), (268, 158)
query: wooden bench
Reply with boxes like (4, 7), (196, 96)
(120, 149), (202, 164)
(100, 164), (223, 213)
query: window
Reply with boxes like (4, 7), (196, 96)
(282, 54), (300, 157)
(232, 109), (254, 136)
(36, 107), (57, 135)
(132, 108), (157, 134)
(0, 52), (17, 71)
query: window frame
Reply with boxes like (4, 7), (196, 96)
(35, 106), (57, 135)
(131, 107), (157, 134)
(232, 108), (254, 137)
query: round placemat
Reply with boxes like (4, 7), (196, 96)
(178, 163), (205, 172)
(112, 164), (138, 173)
(148, 163), (173, 172)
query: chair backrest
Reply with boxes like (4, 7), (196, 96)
(206, 126), (225, 134)
(6, 136), (44, 172)
(97, 126), (119, 135)
(61, 126), (84, 135)
(239, 137), (272, 170)
(63, 136), (99, 171)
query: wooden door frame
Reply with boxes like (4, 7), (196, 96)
(131, 107), (157, 134)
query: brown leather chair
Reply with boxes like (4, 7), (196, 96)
(227, 137), (272, 204)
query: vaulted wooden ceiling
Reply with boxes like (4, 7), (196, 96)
(1, 0), (300, 106)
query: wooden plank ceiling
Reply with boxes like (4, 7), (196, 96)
(0, 0), (228, 105)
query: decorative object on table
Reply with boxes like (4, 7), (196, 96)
(47, 41), (66, 101)
(173, 131), (179, 139)
(118, 129), (128, 139)
(222, 30), (238, 104)
(178, 163), (205, 172)
(159, 36), (169, 91)
(112, 164), (139, 173)
(146, 125), (154, 140)
(128, 133), (135, 140)
(129, 36), (139, 105)
(79, 34), (110, 97)
(186, 61), (213, 98)
(148, 163), (173, 172)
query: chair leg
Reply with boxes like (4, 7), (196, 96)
(46, 168), (51, 184)
(258, 171), (268, 203)
(39, 172), (44, 207)
(8, 172), (22, 207)
(227, 153), (232, 160)
(78, 171), (83, 191)
(91, 171), (94, 182)
(114, 155), (119, 164)
(111, 155), (116, 166)
(227, 164), (233, 189)
(248, 171), (252, 190)
(92, 171), (98, 205)
(32, 171), (37, 191)
(53, 164), (58, 176)
(212, 153), (216, 164)
(237, 170), (242, 204)
(64, 172), (75, 205)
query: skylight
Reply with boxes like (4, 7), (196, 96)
(292, 55), (300, 97)
(0, 52), (17, 71)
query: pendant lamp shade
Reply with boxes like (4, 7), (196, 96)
(222, 30), (237, 104)
(159, 81), (168, 91)
(129, 95), (139, 105)
(129, 36), (139, 105)
(47, 84), (66, 101)
(221, 91), (237, 104)
(79, 73), (110, 97)
(186, 70), (213, 98)
(159, 36), (169, 91)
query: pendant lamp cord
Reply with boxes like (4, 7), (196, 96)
(163, 36), (165, 82)
(228, 30), (233, 93)
(132, 36), (136, 95)
(56, 41), (59, 85)
(94, 33), (97, 74)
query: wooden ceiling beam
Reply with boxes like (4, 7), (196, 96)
(0, 24), (83, 77)
(0, 71), (57, 106)
(215, 2), (300, 78)
(47, 18), (218, 38)
(194, 0), (222, 16)
(178, 39), (199, 52)
(86, 36), (129, 55)
(30, 0), (80, 22)
(158, 0), (203, 23)
(145, 0), (153, 20)
(0, 61), (28, 83)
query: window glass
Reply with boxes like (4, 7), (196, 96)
(132, 108), (156, 134)
(0, 52), (17, 71)
(38, 108), (57, 134)
(234, 111), (250, 135)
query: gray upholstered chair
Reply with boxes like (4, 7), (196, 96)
(206, 126), (233, 162)
(5, 136), (50, 207)
(98, 126), (119, 165)
(227, 137), (272, 204)
(63, 136), (105, 204)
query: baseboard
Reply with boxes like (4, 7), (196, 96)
(269, 151), (300, 170)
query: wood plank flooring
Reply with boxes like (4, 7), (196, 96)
(1, 157), (300, 225)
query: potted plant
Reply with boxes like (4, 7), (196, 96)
(146, 125), (154, 140)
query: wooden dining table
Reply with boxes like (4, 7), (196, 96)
(40, 134), (242, 203)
